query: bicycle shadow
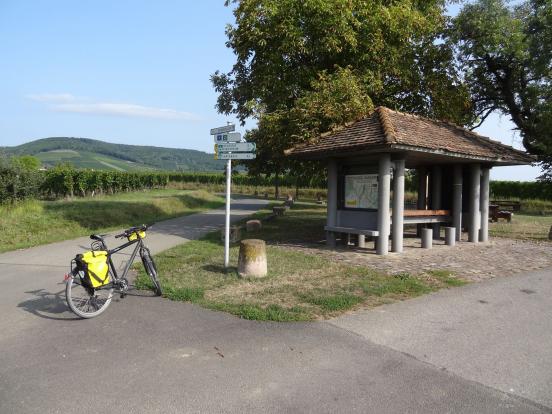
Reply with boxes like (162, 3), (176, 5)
(18, 286), (80, 321)
(18, 284), (161, 321)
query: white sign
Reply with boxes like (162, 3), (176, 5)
(344, 174), (379, 209)
(217, 153), (256, 160)
(210, 124), (235, 135)
(214, 132), (242, 143)
(217, 142), (256, 152)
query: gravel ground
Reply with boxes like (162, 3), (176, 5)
(279, 236), (552, 282)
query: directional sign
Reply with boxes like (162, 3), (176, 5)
(214, 132), (242, 143)
(217, 142), (256, 153)
(210, 124), (235, 135)
(217, 152), (256, 160)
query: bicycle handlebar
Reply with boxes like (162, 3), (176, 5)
(114, 224), (151, 239)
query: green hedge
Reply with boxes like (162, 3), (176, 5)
(490, 181), (552, 201)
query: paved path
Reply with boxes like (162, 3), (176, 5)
(0, 198), (549, 413)
(331, 268), (552, 409)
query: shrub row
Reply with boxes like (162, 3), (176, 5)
(3, 164), (552, 203)
(490, 181), (552, 201)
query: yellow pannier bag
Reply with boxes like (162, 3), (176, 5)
(127, 230), (146, 241)
(77, 250), (110, 288)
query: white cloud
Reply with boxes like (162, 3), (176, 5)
(27, 93), (201, 121)
(27, 93), (77, 103)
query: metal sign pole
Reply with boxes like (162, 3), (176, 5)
(224, 158), (231, 268)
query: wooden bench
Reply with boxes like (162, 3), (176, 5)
(399, 209), (452, 224)
(490, 200), (521, 212)
(490, 204), (512, 222)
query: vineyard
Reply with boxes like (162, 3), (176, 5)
(2, 161), (552, 204)
(0, 164), (313, 203)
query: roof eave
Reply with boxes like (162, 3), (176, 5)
(390, 144), (535, 166)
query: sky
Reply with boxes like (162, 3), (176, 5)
(0, 0), (541, 181)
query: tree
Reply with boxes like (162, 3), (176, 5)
(212, 0), (473, 190)
(451, 0), (552, 178)
(10, 155), (41, 171)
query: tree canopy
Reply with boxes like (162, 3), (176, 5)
(451, 0), (552, 179)
(212, 0), (473, 189)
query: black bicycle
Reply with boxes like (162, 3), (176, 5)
(65, 224), (162, 318)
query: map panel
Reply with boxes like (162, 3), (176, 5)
(344, 174), (378, 209)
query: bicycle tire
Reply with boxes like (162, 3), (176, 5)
(141, 248), (162, 296)
(65, 270), (114, 318)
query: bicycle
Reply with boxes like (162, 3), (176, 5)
(65, 224), (162, 319)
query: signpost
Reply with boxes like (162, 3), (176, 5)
(210, 124), (256, 269)
(214, 132), (242, 143)
(217, 153), (256, 160)
(217, 142), (256, 152)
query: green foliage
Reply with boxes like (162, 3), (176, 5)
(213, 0), (474, 183)
(451, 0), (552, 177)
(10, 155), (41, 170)
(490, 180), (552, 201)
(0, 155), (43, 203)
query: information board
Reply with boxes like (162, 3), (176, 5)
(344, 174), (378, 209)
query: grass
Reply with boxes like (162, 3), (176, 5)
(136, 202), (468, 321)
(489, 214), (552, 241)
(0, 189), (224, 252)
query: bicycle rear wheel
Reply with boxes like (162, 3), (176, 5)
(66, 270), (114, 318)
(141, 248), (162, 296)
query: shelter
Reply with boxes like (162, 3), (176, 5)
(286, 107), (535, 255)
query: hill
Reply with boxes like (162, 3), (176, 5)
(1, 137), (224, 171)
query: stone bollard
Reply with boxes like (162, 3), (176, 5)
(549, 225), (552, 241)
(221, 225), (241, 243)
(238, 239), (267, 278)
(444, 227), (456, 246)
(273, 206), (286, 216)
(246, 219), (262, 232)
(421, 228), (433, 249)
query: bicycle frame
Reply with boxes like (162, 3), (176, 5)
(95, 236), (145, 286)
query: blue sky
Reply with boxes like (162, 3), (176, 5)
(0, 1), (540, 180)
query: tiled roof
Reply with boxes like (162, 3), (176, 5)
(285, 107), (535, 164)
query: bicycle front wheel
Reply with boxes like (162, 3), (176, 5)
(66, 270), (114, 318)
(141, 248), (162, 296)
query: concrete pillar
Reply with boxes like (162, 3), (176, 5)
(421, 228), (433, 249)
(452, 165), (463, 241)
(326, 159), (338, 247)
(376, 154), (391, 255)
(480, 167), (490, 242)
(417, 168), (427, 209)
(416, 168), (427, 236)
(392, 159), (405, 253)
(431, 165), (442, 239)
(358, 234), (366, 248)
(444, 227), (456, 246)
(468, 164), (481, 243)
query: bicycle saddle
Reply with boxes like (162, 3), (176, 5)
(90, 234), (107, 242)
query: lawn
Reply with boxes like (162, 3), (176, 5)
(137, 203), (467, 321)
(489, 214), (552, 240)
(0, 189), (224, 252)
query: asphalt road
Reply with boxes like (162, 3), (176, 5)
(0, 198), (550, 413)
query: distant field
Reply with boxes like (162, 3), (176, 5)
(35, 150), (153, 171)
